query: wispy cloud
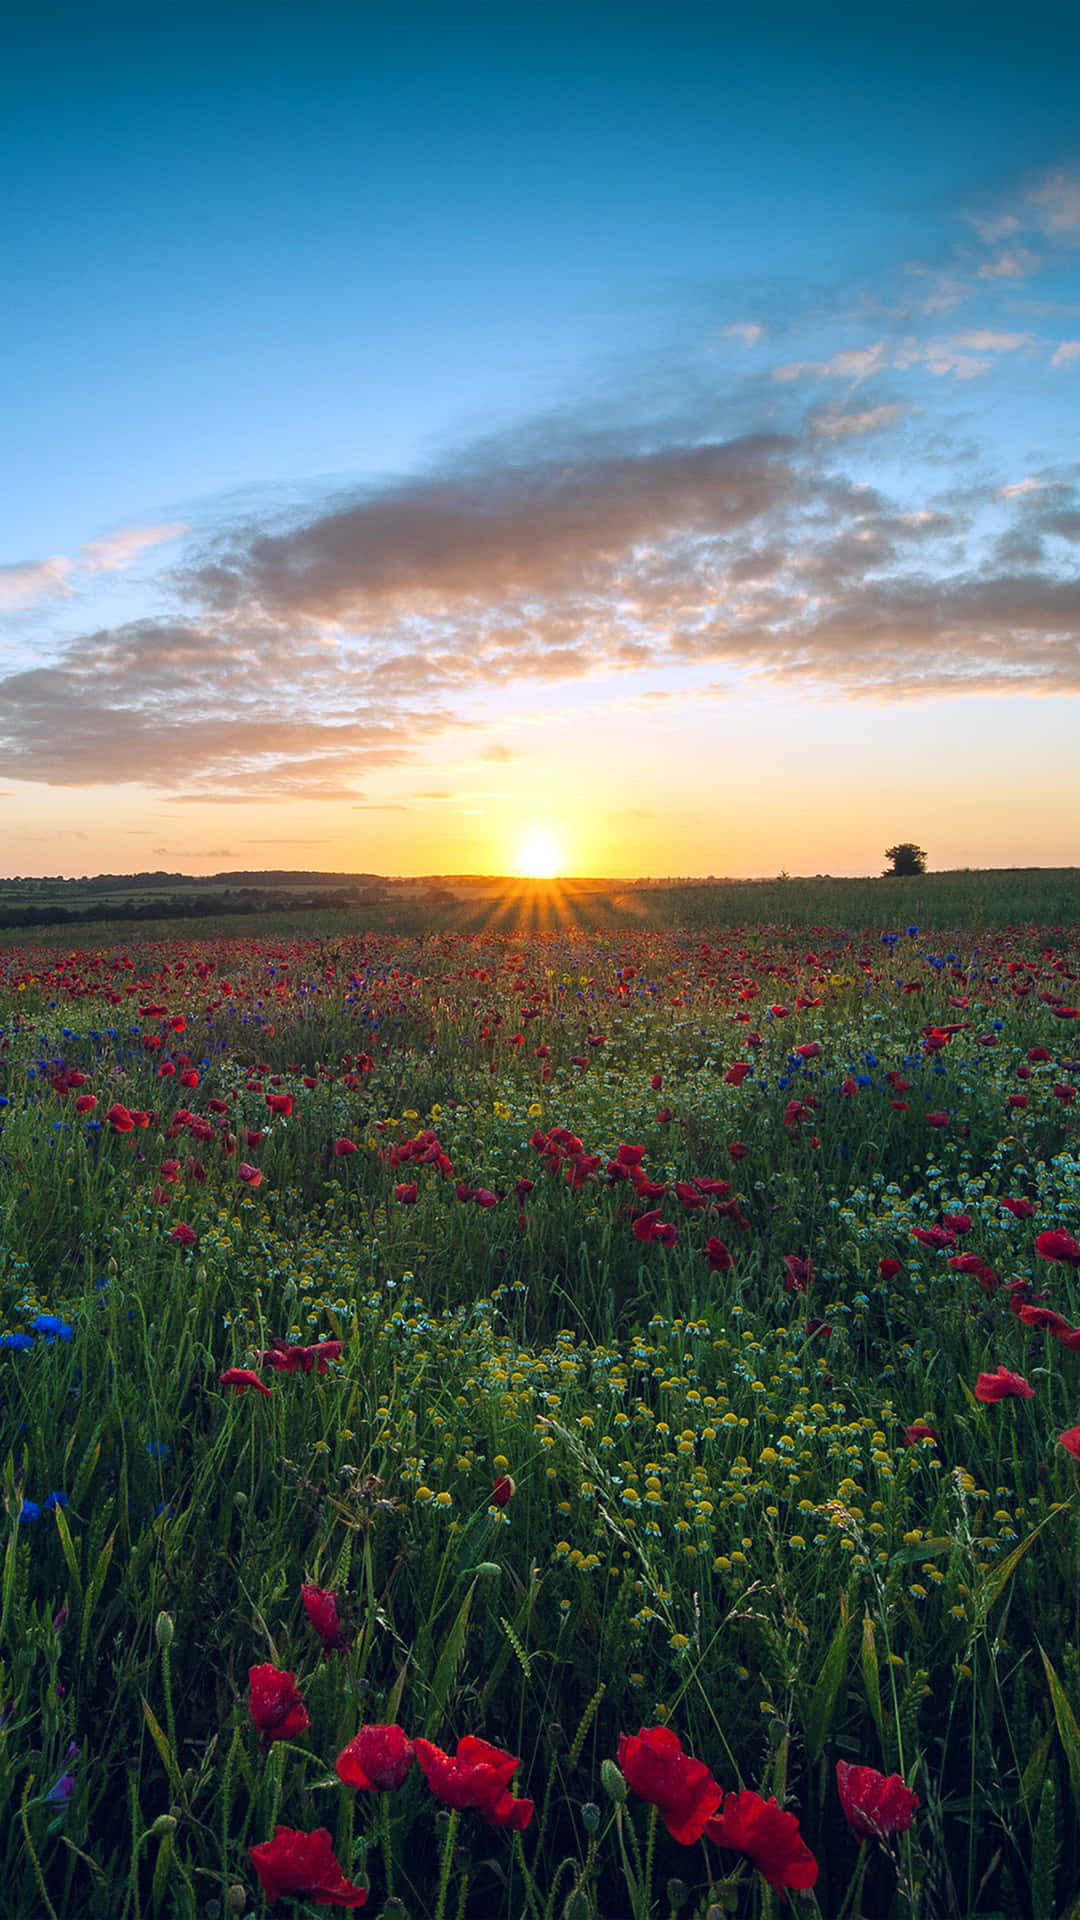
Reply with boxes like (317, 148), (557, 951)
(0, 557), (73, 612)
(79, 523), (188, 574)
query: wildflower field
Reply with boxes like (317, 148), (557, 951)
(2, 896), (1080, 1918)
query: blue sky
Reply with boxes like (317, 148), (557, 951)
(2, 2), (1078, 876)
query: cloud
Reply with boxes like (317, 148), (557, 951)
(0, 557), (73, 612)
(725, 322), (765, 345)
(1, 422), (1077, 792)
(978, 250), (1041, 279)
(78, 523), (188, 574)
(810, 403), (907, 440)
(1051, 341), (1080, 368)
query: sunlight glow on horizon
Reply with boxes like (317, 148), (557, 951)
(515, 831), (563, 878)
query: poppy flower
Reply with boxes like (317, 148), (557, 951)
(926, 1111), (950, 1128)
(302, 1585), (350, 1654)
(728, 1142), (748, 1162)
(266, 1093), (294, 1116)
(1035, 1229), (1080, 1267)
(1018, 1305), (1072, 1336)
(793, 1041), (820, 1059)
(219, 1368), (272, 1397)
(238, 1163), (263, 1187)
(1000, 1196), (1035, 1219)
(632, 1210), (677, 1247)
(491, 1474), (515, 1508)
(783, 1255), (813, 1293)
(975, 1366), (1034, 1402)
(335, 1137), (358, 1157)
(336, 1724), (415, 1791)
(705, 1790), (818, 1890)
(75, 1093), (97, 1114)
(911, 1225), (955, 1251)
(1058, 1428), (1080, 1460)
(394, 1181), (418, 1205)
(650, 1073), (663, 1091)
(879, 1258), (903, 1280)
(106, 1102), (135, 1132)
(701, 1237), (734, 1273)
(473, 1188), (499, 1209)
(725, 1063), (753, 1086)
(836, 1761), (919, 1840)
(413, 1735), (533, 1828)
(616, 1143), (645, 1166)
(249, 1665), (310, 1744)
(170, 1223), (197, 1247)
(903, 1421), (938, 1447)
(249, 1826), (367, 1906)
(616, 1726), (722, 1844)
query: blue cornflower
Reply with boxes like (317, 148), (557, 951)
(1, 1332), (34, 1351)
(44, 1491), (68, 1510)
(906, 926), (920, 937)
(30, 1315), (73, 1341)
(19, 1500), (42, 1524)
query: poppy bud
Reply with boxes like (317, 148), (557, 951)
(155, 1611), (175, 1649)
(601, 1759), (628, 1803)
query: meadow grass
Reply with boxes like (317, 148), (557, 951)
(1, 904), (1080, 1916)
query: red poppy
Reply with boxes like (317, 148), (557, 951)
(75, 1093), (97, 1114)
(840, 1077), (858, 1096)
(725, 1063), (753, 1086)
(879, 1258), (902, 1280)
(701, 1237), (734, 1273)
(474, 1188), (499, 1209)
(616, 1726), (722, 1845)
(249, 1826), (368, 1906)
(793, 1041), (820, 1059)
(1018, 1305), (1072, 1336)
(903, 1421), (938, 1447)
(238, 1163), (263, 1187)
(219, 1368), (273, 1397)
(836, 1761), (919, 1840)
(413, 1735), (533, 1828)
(911, 1225), (955, 1250)
(336, 1724), (415, 1791)
(394, 1181), (418, 1205)
(170, 1223), (197, 1247)
(926, 1111), (950, 1128)
(783, 1255), (813, 1293)
(106, 1102), (135, 1132)
(249, 1665), (310, 1744)
(650, 1073), (663, 1091)
(1035, 1229), (1080, 1267)
(633, 1210), (677, 1247)
(728, 1142), (748, 1162)
(1001, 1196), (1035, 1218)
(616, 1143), (645, 1166)
(1058, 1427), (1080, 1460)
(335, 1137), (358, 1157)
(975, 1366), (1034, 1402)
(705, 1790), (818, 1890)
(266, 1093), (294, 1116)
(302, 1585), (350, 1654)
(491, 1474), (515, 1508)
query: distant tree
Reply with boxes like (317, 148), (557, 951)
(884, 842), (928, 876)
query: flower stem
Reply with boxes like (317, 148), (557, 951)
(433, 1808), (459, 1920)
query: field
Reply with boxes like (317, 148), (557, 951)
(2, 882), (1080, 1918)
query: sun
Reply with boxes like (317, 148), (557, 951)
(515, 831), (563, 879)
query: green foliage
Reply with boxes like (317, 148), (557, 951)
(0, 911), (1079, 1912)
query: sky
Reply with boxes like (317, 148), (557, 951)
(2, 0), (1079, 880)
